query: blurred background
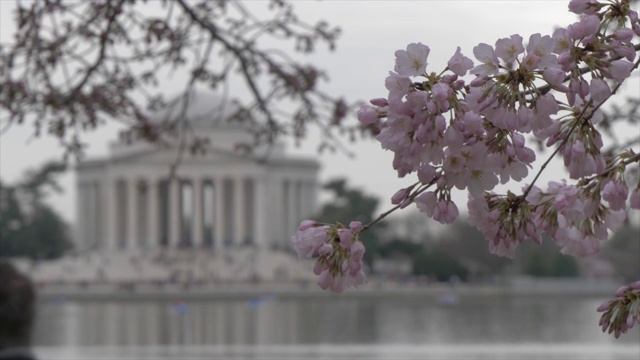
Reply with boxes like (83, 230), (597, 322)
(1, 1), (639, 359)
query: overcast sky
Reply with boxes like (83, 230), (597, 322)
(1, 1), (636, 225)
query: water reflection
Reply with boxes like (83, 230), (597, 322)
(34, 294), (639, 349)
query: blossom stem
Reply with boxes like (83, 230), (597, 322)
(363, 180), (433, 231)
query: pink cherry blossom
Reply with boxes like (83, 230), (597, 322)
(394, 42), (430, 77)
(601, 178), (629, 211)
(294, 2), (640, 334)
(432, 199), (459, 224)
(470, 43), (500, 76)
(291, 224), (330, 259)
(447, 46), (474, 76)
(495, 34), (524, 63)
(385, 72), (412, 103)
(523, 33), (557, 70)
(552, 28), (572, 55)
(567, 15), (600, 40)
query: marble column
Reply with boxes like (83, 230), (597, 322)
(254, 176), (266, 247)
(280, 180), (289, 244)
(309, 181), (318, 217)
(299, 182), (309, 219)
(117, 180), (127, 249)
(105, 177), (117, 251)
(305, 182), (315, 217)
(214, 177), (224, 251)
(192, 178), (203, 247)
(268, 177), (283, 247)
(147, 179), (159, 248)
(295, 181), (302, 221)
(169, 177), (181, 248)
(87, 182), (98, 250)
(234, 177), (245, 245)
(127, 179), (138, 251)
(76, 182), (86, 251)
(287, 179), (296, 240)
(93, 182), (102, 250)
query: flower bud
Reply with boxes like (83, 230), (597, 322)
(338, 228), (353, 249)
(357, 105), (379, 126)
(317, 270), (332, 290)
(349, 221), (364, 234)
(298, 220), (316, 231)
(615, 285), (629, 298)
(589, 78), (611, 103)
(318, 243), (333, 256)
(543, 67), (566, 87)
(350, 241), (366, 262)
(597, 300), (613, 312)
(391, 188), (410, 205)
(469, 76), (489, 87)
(329, 276), (346, 293)
(613, 28), (634, 42)
(370, 98), (388, 107)
(609, 60), (633, 82)
(313, 260), (328, 275)
(441, 74), (458, 84)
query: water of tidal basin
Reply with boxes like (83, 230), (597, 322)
(34, 293), (640, 360)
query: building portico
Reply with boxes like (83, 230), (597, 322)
(76, 97), (319, 254)
(77, 158), (318, 253)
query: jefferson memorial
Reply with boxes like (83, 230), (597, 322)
(75, 95), (319, 255)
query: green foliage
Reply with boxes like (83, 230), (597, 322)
(520, 239), (579, 278)
(0, 162), (72, 259)
(601, 225), (640, 282)
(411, 251), (469, 282)
(433, 221), (512, 278)
(378, 239), (422, 259)
(315, 178), (383, 269)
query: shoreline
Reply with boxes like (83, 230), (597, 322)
(36, 278), (620, 301)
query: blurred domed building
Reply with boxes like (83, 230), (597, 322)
(75, 93), (319, 256)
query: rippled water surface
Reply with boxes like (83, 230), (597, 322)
(33, 293), (640, 359)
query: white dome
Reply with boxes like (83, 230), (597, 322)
(148, 91), (244, 131)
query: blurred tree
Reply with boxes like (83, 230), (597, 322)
(315, 178), (384, 270)
(0, 0), (361, 159)
(411, 251), (469, 282)
(433, 220), (512, 280)
(0, 162), (72, 259)
(601, 225), (640, 282)
(519, 239), (579, 278)
(377, 239), (422, 259)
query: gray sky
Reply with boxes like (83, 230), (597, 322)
(2, 1), (634, 224)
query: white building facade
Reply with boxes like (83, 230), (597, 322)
(76, 122), (319, 254)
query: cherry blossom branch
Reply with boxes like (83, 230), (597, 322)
(362, 181), (428, 231)
(521, 55), (640, 199)
(531, 43), (640, 96)
(581, 151), (640, 184)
